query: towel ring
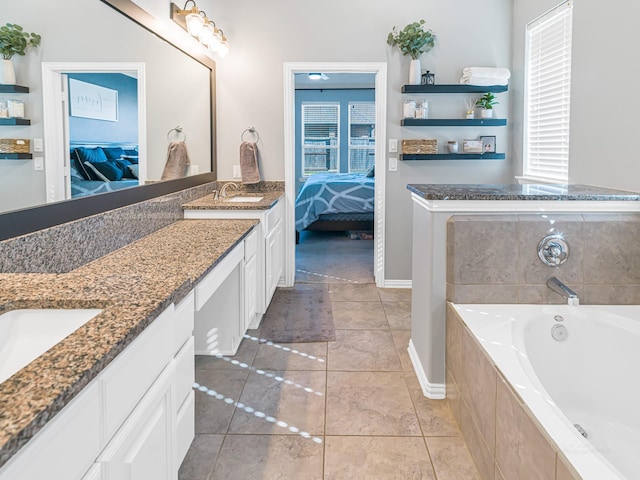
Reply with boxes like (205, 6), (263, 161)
(167, 126), (186, 142)
(241, 127), (260, 143)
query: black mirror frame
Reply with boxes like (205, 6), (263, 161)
(0, 0), (217, 242)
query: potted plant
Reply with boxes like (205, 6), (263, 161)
(387, 20), (436, 85)
(476, 92), (498, 118)
(0, 23), (41, 85)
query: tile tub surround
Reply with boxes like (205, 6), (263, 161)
(0, 180), (283, 274)
(446, 213), (640, 305)
(0, 218), (258, 469)
(407, 183), (640, 201)
(446, 304), (581, 480)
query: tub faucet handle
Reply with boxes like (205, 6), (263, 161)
(538, 234), (569, 267)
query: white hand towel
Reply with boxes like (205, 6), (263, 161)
(461, 67), (511, 80)
(459, 76), (509, 86)
(240, 141), (260, 184)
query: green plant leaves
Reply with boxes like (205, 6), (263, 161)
(0, 23), (41, 60)
(387, 20), (436, 60)
(476, 92), (498, 109)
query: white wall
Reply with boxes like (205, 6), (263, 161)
(1, 0), (211, 212)
(213, 0), (513, 281)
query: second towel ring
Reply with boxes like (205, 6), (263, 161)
(167, 126), (186, 142)
(241, 127), (260, 143)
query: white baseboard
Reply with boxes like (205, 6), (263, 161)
(380, 279), (412, 289)
(408, 339), (446, 399)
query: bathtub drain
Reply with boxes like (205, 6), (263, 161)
(574, 423), (588, 438)
(551, 324), (568, 341)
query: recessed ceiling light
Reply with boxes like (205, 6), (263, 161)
(308, 73), (329, 80)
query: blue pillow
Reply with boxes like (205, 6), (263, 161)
(114, 159), (136, 178)
(366, 165), (375, 177)
(85, 160), (123, 181)
(75, 147), (108, 164)
(102, 147), (125, 160)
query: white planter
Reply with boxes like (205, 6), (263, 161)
(0, 59), (16, 85)
(479, 109), (493, 119)
(408, 59), (421, 85)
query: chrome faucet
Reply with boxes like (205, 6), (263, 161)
(547, 277), (580, 306)
(219, 181), (240, 198)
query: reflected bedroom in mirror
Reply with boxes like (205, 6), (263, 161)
(0, 0), (216, 216)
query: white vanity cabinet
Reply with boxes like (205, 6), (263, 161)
(184, 197), (285, 329)
(0, 292), (196, 480)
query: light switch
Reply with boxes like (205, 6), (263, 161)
(34, 156), (44, 170)
(33, 138), (43, 152)
(388, 139), (398, 153)
(388, 157), (398, 172)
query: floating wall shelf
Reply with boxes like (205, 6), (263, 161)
(0, 118), (30, 126)
(401, 84), (508, 94)
(401, 153), (506, 161)
(401, 118), (507, 127)
(0, 85), (29, 94)
(0, 153), (32, 160)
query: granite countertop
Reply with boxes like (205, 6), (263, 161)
(407, 184), (640, 201)
(0, 218), (258, 468)
(183, 190), (284, 210)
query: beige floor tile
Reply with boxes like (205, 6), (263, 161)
(426, 436), (481, 480)
(228, 370), (326, 435)
(383, 301), (412, 330)
(194, 334), (259, 371)
(178, 434), (224, 480)
(328, 330), (402, 371)
(378, 287), (412, 302)
(324, 436), (436, 480)
(331, 301), (389, 329)
(391, 330), (413, 372)
(194, 369), (249, 434)
(252, 341), (327, 371)
(328, 283), (380, 301)
(404, 372), (461, 437)
(326, 371), (421, 436)
(211, 435), (324, 480)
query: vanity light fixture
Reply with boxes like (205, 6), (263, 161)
(170, 1), (229, 57)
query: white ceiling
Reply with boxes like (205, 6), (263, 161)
(294, 72), (375, 89)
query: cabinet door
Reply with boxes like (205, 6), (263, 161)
(98, 365), (175, 480)
(265, 219), (284, 305)
(244, 253), (258, 331)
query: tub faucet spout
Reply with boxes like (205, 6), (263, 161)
(547, 276), (580, 306)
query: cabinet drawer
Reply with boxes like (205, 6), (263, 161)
(174, 291), (195, 353)
(244, 229), (258, 260)
(176, 391), (195, 467)
(174, 336), (195, 410)
(100, 304), (173, 439)
(265, 199), (283, 233)
(194, 243), (244, 311)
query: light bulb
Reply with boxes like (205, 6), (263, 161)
(198, 22), (214, 46)
(217, 40), (229, 58)
(185, 13), (204, 36)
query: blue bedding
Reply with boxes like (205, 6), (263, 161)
(295, 173), (375, 231)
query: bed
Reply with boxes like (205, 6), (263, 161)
(295, 172), (375, 243)
(69, 142), (140, 198)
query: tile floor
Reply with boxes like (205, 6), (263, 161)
(179, 231), (480, 479)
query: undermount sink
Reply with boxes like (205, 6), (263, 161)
(223, 196), (264, 203)
(0, 308), (102, 384)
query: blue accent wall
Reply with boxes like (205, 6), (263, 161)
(67, 73), (138, 144)
(295, 89), (374, 196)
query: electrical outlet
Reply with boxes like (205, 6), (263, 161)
(33, 138), (43, 152)
(190, 165), (199, 175)
(233, 165), (242, 178)
(388, 157), (398, 172)
(388, 139), (398, 153)
(34, 156), (44, 171)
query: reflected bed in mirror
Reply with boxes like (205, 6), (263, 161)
(0, 0), (216, 238)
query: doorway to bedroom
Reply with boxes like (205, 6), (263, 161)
(284, 62), (387, 288)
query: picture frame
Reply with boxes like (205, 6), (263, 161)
(69, 78), (119, 122)
(463, 139), (483, 153)
(480, 135), (496, 153)
(421, 71), (435, 85)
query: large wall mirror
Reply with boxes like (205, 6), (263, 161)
(0, 0), (216, 240)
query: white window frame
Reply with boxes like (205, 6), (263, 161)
(301, 102), (340, 176)
(347, 101), (376, 173)
(522, 0), (573, 184)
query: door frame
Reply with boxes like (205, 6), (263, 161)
(283, 62), (387, 287)
(42, 62), (146, 203)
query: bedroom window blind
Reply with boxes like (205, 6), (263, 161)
(302, 103), (340, 176)
(348, 102), (375, 173)
(523, 0), (573, 183)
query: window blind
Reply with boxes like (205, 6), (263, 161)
(302, 103), (340, 175)
(524, 1), (573, 183)
(348, 102), (376, 173)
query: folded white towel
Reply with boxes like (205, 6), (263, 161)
(459, 75), (509, 86)
(461, 67), (511, 79)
